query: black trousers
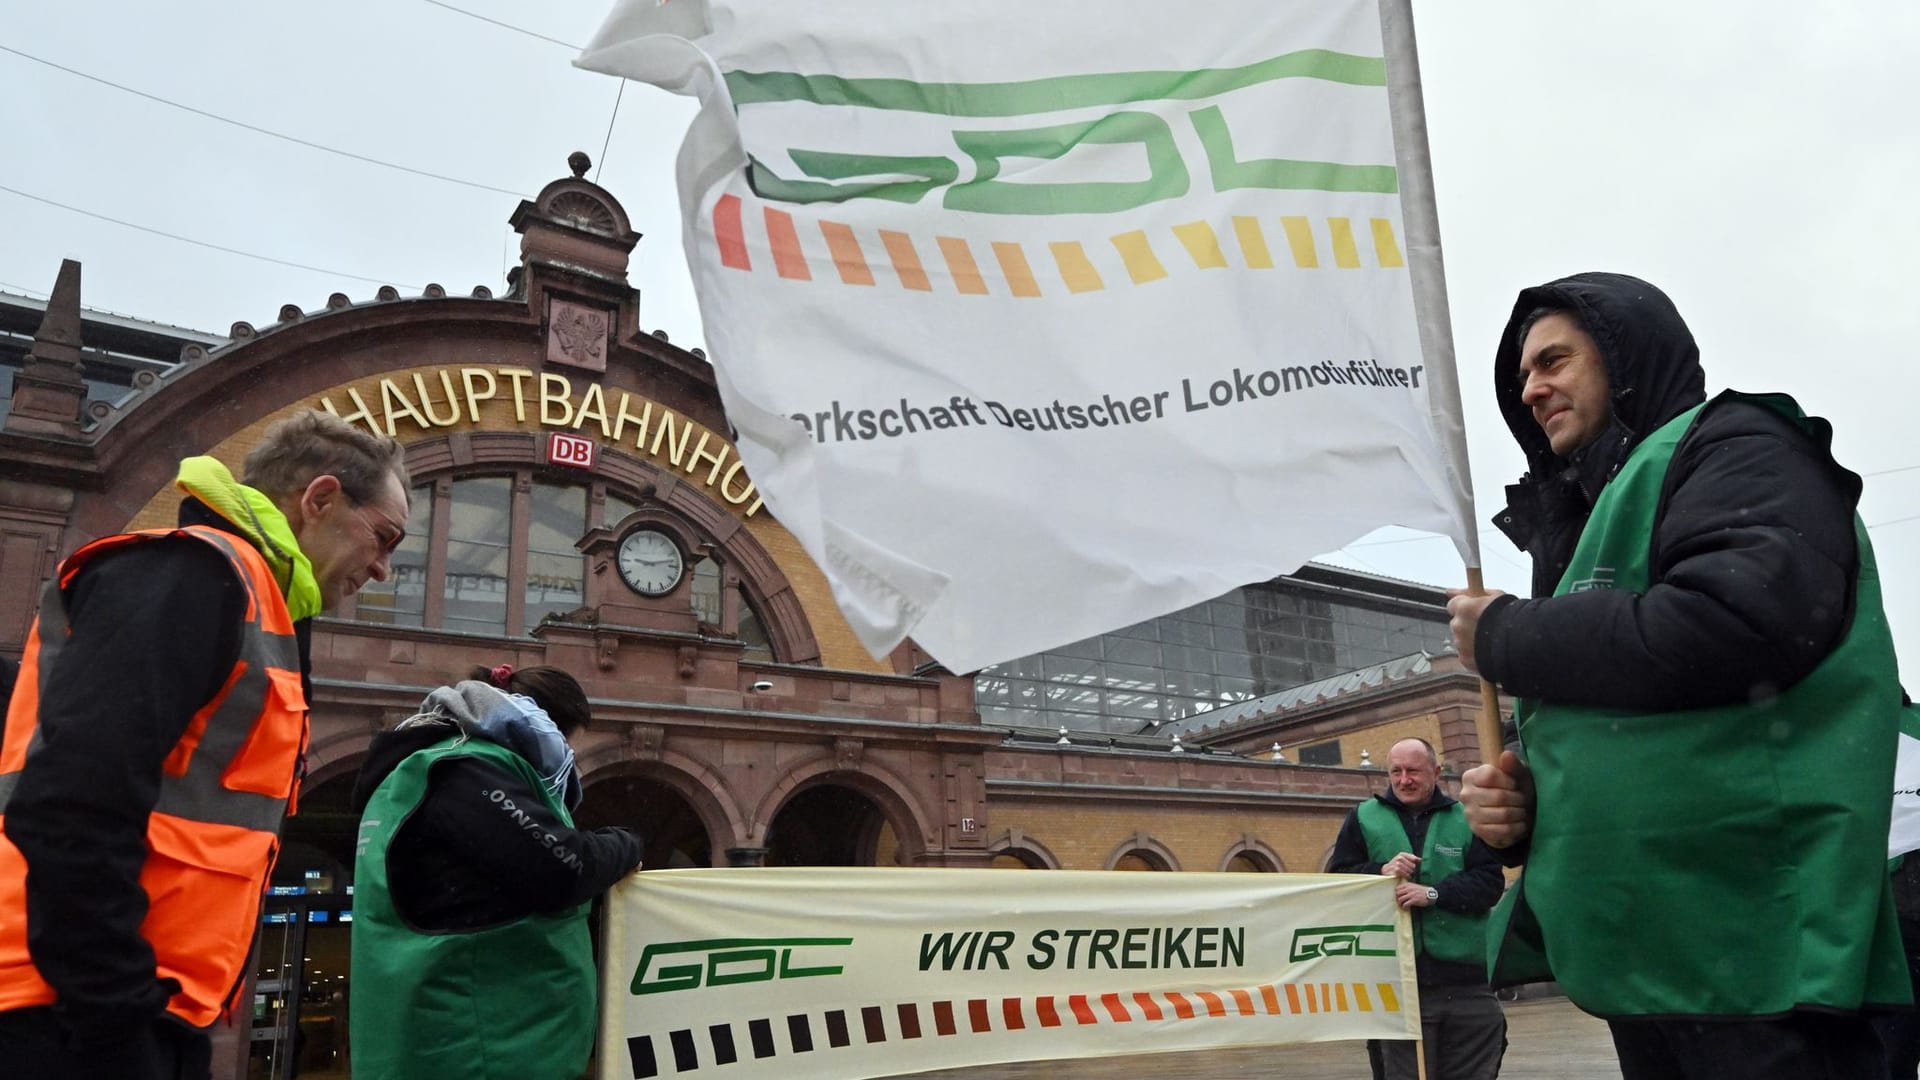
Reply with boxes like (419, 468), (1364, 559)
(1878, 1007), (1920, 1080)
(1608, 1012), (1886, 1080)
(0, 1005), (212, 1080)
(1369, 982), (1508, 1080)
(1872, 942), (1920, 1078)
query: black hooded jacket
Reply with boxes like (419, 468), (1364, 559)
(350, 725), (641, 932)
(1478, 272), (1861, 710)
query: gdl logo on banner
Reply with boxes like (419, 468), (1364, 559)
(1289, 924), (1396, 962)
(631, 937), (853, 996)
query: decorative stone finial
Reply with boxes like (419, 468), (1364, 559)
(568, 151), (591, 178)
(1360, 748), (1374, 767)
(5, 258), (90, 435)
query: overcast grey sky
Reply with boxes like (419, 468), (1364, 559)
(5, 1), (1916, 676)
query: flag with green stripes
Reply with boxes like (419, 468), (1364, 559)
(576, 0), (1476, 672)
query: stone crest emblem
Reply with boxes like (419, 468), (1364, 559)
(547, 299), (609, 371)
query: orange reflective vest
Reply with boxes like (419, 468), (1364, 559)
(0, 525), (309, 1027)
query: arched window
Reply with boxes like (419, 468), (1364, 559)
(1105, 832), (1179, 871)
(605, 490), (644, 530)
(353, 481), (433, 627)
(444, 475), (511, 634)
(1219, 836), (1284, 872)
(349, 470), (776, 650)
(690, 557), (721, 626)
(525, 481), (588, 628)
(737, 596), (771, 660)
(988, 829), (1059, 870)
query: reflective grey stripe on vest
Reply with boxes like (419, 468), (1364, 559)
(0, 573), (75, 812)
(150, 617), (302, 833)
(0, 528), (303, 835)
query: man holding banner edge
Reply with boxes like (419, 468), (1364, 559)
(1329, 737), (1505, 1079)
(1449, 272), (1907, 1077)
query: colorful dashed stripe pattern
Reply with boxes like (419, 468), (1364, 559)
(712, 195), (1406, 297)
(623, 980), (1401, 1077)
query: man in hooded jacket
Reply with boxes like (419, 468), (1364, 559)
(1447, 272), (1907, 1077)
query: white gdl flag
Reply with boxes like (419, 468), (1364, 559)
(578, 0), (1478, 672)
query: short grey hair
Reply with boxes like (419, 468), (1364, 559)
(242, 409), (408, 504)
(1391, 736), (1439, 766)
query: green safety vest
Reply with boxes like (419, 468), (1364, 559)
(350, 737), (598, 1080)
(1357, 797), (1488, 968)
(1488, 391), (1910, 1017)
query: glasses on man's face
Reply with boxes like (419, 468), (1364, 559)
(348, 498), (407, 555)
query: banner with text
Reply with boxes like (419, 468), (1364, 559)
(1891, 705), (1920, 859)
(598, 869), (1416, 1080)
(578, 0), (1476, 671)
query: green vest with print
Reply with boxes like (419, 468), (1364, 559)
(349, 736), (598, 1080)
(1357, 797), (1488, 969)
(1488, 391), (1909, 1017)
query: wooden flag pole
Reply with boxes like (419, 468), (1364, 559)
(1465, 566), (1505, 766)
(1378, 0), (1498, 773)
(1380, 4), (1481, 1074)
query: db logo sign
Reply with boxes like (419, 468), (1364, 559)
(549, 432), (596, 470)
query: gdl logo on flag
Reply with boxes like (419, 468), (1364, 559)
(732, 50), (1399, 217)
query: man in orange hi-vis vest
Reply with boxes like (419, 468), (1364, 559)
(0, 410), (409, 1080)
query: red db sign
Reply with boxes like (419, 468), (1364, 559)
(549, 432), (596, 470)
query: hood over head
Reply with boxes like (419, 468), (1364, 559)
(1494, 272), (1707, 482)
(351, 681), (582, 812)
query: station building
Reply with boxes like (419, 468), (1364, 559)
(0, 157), (1502, 1077)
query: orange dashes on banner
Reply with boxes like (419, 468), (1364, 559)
(620, 983), (1402, 1077)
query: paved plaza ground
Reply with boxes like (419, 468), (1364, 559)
(919, 995), (1620, 1080)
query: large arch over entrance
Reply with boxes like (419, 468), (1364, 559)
(764, 783), (913, 867)
(277, 771), (360, 893)
(753, 754), (939, 867)
(576, 770), (717, 871)
(576, 744), (744, 868)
